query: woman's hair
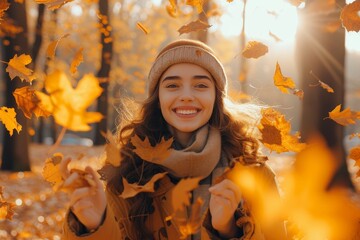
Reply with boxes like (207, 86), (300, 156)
(106, 78), (265, 239)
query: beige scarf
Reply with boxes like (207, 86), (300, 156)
(158, 125), (221, 180)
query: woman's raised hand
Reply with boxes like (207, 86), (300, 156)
(60, 158), (107, 231)
(209, 179), (242, 238)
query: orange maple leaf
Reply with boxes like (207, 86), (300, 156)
(6, 54), (36, 83)
(178, 197), (204, 239)
(42, 70), (103, 131)
(103, 131), (122, 167)
(70, 47), (84, 75)
(13, 86), (52, 119)
(131, 135), (173, 163)
(0, 107), (22, 136)
(349, 146), (360, 177)
(186, 0), (203, 13)
(274, 62), (303, 99)
(309, 71), (334, 93)
(0, 0), (10, 21)
(258, 108), (306, 153)
(170, 177), (201, 212)
(340, 0), (360, 32)
(242, 41), (268, 59)
(178, 19), (211, 35)
(0, 186), (16, 220)
(287, 0), (305, 7)
(327, 104), (359, 126)
(46, 33), (70, 58)
(119, 172), (168, 199)
(35, 0), (74, 10)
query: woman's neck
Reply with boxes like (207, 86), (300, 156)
(172, 130), (193, 148)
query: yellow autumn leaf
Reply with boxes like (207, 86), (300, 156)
(43, 70), (103, 131)
(258, 108), (306, 153)
(178, 197), (204, 239)
(35, 0), (73, 10)
(104, 131), (122, 167)
(70, 47), (84, 75)
(340, 0), (360, 32)
(131, 135), (173, 163)
(242, 41), (269, 59)
(34, 91), (54, 114)
(0, 107), (22, 136)
(178, 19), (211, 35)
(349, 146), (360, 177)
(42, 153), (64, 190)
(46, 33), (70, 58)
(6, 54), (36, 83)
(0, 186), (16, 221)
(13, 86), (52, 119)
(119, 172), (168, 199)
(186, 0), (203, 13)
(273, 62), (296, 94)
(0, 0), (10, 21)
(328, 104), (359, 126)
(170, 177), (202, 212)
(136, 22), (149, 34)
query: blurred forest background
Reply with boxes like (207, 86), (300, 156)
(0, 0), (360, 238)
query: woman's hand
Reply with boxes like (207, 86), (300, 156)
(209, 179), (242, 238)
(60, 158), (107, 231)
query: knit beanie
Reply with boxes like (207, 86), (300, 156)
(147, 39), (227, 96)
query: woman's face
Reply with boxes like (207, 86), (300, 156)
(158, 63), (216, 134)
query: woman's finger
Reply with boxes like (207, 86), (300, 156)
(210, 179), (242, 203)
(69, 187), (93, 206)
(60, 157), (71, 179)
(72, 199), (94, 212)
(85, 166), (103, 190)
(62, 171), (80, 188)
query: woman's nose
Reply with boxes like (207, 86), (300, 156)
(179, 87), (195, 101)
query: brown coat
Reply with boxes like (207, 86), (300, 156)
(62, 163), (286, 240)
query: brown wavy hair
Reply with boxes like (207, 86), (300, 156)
(106, 79), (265, 239)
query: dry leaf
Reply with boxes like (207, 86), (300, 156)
(104, 131), (122, 167)
(137, 22), (149, 34)
(349, 146), (360, 177)
(61, 168), (96, 192)
(131, 135), (173, 163)
(35, 0), (74, 10)
(178, 197), (204, 239)
(42, 153), (64, 190)
(0, 186), (16, 220)
(46, 34), (70, 58)
(6, 54), (36, 83)
(269, 31), (282, 42)
(43, 70), (103, 131)
(309, 71), (334, 93)
(166, 4), (178, 18)
(274, 62), (303, 99)
(0, 107), (22, 136)
(340, 0), (360, 32)
(258, 108), (306, 153)
(97, 164), (119, 181)
(171, 177), (201, 212)
(186, 0), (203, 13)
(242, 41), (268, 59)
(327, 104), (359, 126)
(287, 0), (304, 7)
(13, 86), (52, 119)
(0, 0), (10, 21)
(119, 172), (168, 199)
(178, 19), (211, 35)
(70, 48), (84, 75)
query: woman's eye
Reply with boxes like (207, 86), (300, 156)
(165, 83), (178, 88)
(196, 83), (208, 88)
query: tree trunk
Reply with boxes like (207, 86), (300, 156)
(94, 0), (113, 145)
(1, 0), (30, 171)
(296, 0), (353, 189)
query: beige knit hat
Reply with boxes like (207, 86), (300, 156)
(147, 39), (227, 96)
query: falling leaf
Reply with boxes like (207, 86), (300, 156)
(349, 146), (360, 177)
(170, 177), (201, 212)
(258, 108), (306, 153)
(186, 0), (203, 13)
(35, 0), (74, 10)
(178, 19), (211, 35)
(131, 135), (173, 163)
(269, 31), (282, 42)
(287, 0), (304, 7)
(178, 197), (204, 239)
(103, 131), (122, 167)
(43, 70), (103, 131)
(137, 22), (149, 34)
(0, 107), (22, 136)
(273, 62), (302, 99)
(46, 34), (70, 58)
(6, 54), (36, 83)
(0, 0), (10, 21)
(166, 4), (178, 17)
(309, 71), (334, 93)
(13, 86), (52, 119)
(242, 41), (268, 59)
(340, 0), (360, 32)
(42, 153), (64, 190)
(119, 172), (168, 199)
(70, 48), (84, 75)
(327, 104), (359, 126)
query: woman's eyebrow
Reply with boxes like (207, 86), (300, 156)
(161, 76), (181, 82)
(193, 75), (212, 81)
